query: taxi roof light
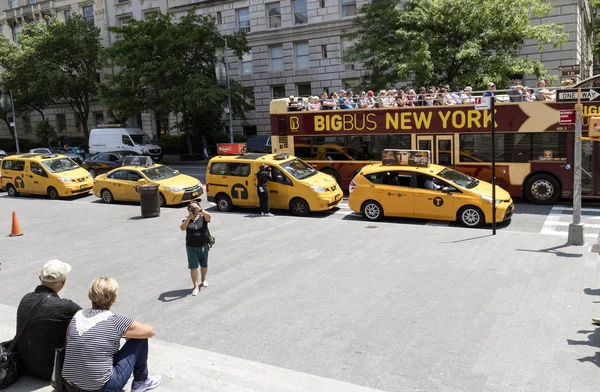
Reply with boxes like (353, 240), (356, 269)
(382, 149), (430, 167)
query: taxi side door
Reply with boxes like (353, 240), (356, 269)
(367, 170), (414, 217)
(25, 161), (49, 195)
(227, 162), (255, 207)
(413, 173), (458, 221)
(104, 169), (131, 201)
(124, 170), (145, 201)
(266, 165), (291, 209)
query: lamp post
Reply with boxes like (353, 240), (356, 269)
(1, 90), (20, 153)
(193, 22), (234, 143)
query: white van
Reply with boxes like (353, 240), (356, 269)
(89, 127), (162, 162)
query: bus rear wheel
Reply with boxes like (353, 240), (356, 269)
(524, 174), (560, 205)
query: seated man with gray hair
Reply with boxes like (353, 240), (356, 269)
(16, 259), (81, 380)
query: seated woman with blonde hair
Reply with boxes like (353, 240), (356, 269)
(62, 277), (161, 392)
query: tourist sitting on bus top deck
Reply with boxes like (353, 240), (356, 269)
(288, 95), (303, 111)
(339, 90), (353, 109)
(450, 88), (463, 104)
(357, 91), (367, 108)
(307, 96), (321, 111)
(535, 80), (555, 101)
(365, 91), (376, 108)
(483, 82), (496, 97)
(508, 79), (525, 102)
(320, 91), (336, 110)
(405, 89), (416, 106)
(461, 86), (475, 104)
(424, 176), (443, 190)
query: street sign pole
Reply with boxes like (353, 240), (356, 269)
(9, 90), (20, 154)
(491, 97), (496, 235)
(568, 88), (584, 245)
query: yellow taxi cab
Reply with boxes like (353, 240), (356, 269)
(348, 149), (514, 227)
(1, 153), (93, 199)
(93, 156), (203, 206)
(206, 152), (343, 216)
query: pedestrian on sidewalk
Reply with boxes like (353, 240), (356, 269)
(202, 136), (209, 160)
(180, 201), (212, 296)
(257, 164), (274, 217)
(15, 260), (81, 381)
(62, 277), (161, 392)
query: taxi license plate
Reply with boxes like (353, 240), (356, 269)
(192, 192), (198, 197)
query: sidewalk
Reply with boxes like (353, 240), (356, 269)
(0, 305), (383, 392)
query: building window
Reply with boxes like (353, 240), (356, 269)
(297, 83), (311, 97)
(237, 8), (250, 33)
(320, 0), (325, 7)
(94, 112), (104, 126)
(269, 45), (284, 71)
(293, 0), (308, 25)
(9, 0), (18, 8)
(341, 36), (356, 59)
(216, 11), (222, 25)
(341, 0), (357, 17)
(246, 88), (255, 110)
(26, 0), (36, 5)
(267, 3), (281, 29)
(321, 45), (328, 59)
(56, 114), (67, 133)
(11, 25), (21, 43)
(143, 10), (158, 20)
(82, 5), (94, 24)
(117, 15), (131, 26)
(63, 9), (71, 19)
(241, 52), (253, 74)
(272, 85), (285, 99)
(295, 42), (309, 69)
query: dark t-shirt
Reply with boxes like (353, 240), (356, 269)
(16, 285), (81, 380)
(256, 170), (269, 188)
(185, 217), (207, 248)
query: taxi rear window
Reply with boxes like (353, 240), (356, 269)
(364, 171), (412, 186)
(1, 160), (25, 171)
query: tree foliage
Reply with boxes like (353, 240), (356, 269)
(345, 0), (568, 90)
(99, 12), (251, 154)
(0, 16), (102, 143)
(34, 119), (58, 147)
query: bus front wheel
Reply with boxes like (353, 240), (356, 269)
(524, 174), (560, 205)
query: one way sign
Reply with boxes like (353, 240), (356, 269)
(556, 88), (600, 102)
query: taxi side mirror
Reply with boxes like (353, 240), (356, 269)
(138, 178), (148, 184)
(174, 170), (180, 173)
(442, 187), (453, 195)
(275, 174), (284, 183)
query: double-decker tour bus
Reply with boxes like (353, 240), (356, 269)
(269, 84), (600, 205)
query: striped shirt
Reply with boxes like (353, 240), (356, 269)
(62, 309), (133, 390)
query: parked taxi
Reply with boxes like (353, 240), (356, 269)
(93, 156), (203, 206)
(206, 152), (343, 216)
(348, 149), (514, 227)
(1, 153), (93, 198)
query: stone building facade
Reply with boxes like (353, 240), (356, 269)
(0, 0), (594, 144)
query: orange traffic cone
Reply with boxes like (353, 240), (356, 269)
(9, 211), (23, 237)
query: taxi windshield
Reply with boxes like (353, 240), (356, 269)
(42, 158), (79, 173)
(436, 167), (478, 188)
(142, 165), (179, 181)
(280, 158), (317, 180)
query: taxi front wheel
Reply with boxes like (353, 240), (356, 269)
(362, 200), (383, 221)
(47, 187), (59, 199)
(290, 198), (310, 217)
(458, 206), (484, 228)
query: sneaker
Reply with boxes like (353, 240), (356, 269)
(593, 317), (600, 325)
(191, 288), (199, 296)
(132, 375), (162, 392)
(261, 212), (265, 216)
(265, 213), (274, 217)
(202, 280), (208, 287)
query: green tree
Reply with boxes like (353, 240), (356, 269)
(99, 12), (252, 154)
(345, 0), (568, 90)
(0, 16), (102, 143)
(34, 119), (58, 147)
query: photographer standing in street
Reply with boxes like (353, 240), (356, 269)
(180, 201), (212, 296)
(257, 164), (274, 217)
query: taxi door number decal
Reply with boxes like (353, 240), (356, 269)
(432, 197), (444, 207)
(231, 184), (248, 200)
(15, 177), (25, 189)
(387, 192), (401, 197)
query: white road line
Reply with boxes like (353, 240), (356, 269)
(546, 221), (600, 229)
(540, 205), (563, 236)
(550, 205), (600, 213)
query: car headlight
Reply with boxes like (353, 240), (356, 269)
(166, 186), (185, 192)
(86, 173), (92, 179)
(481, 195), (501, 204)
(310, 185), (327, 193)
(58, 178), (74, 183)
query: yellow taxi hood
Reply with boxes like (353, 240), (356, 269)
(154, 174), (198, 188)
(58, 168), (90, 179)
(299, 172), (338, 187)
(470, 180), (511, 200)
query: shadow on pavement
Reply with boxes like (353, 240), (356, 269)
(158, 288), (191, 302)
(584, 288), (600, 296)
(516, 244), (582, 258)
(568, 327), (600, 368)
(441, 234), (494, 243)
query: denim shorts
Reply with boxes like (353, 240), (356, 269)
(186, 246), (209, 268)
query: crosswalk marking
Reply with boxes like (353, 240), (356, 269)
(540, 205), (600, 240)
